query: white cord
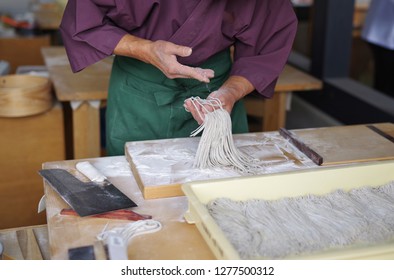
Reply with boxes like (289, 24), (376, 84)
(97, 220), (162, 244)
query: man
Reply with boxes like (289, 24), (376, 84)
(60, 0), (297, 155)
(362, 0), (394, 98)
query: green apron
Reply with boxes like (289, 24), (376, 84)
(106, 48), (249, 156)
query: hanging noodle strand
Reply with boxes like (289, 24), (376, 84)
(188, 97), (260, 173)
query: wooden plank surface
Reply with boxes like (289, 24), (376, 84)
(43, 157), (215, 260)
(0, 224), (49, 260)
(292, 123), (394, 165)
(275, 64), (323, 92)
(125, 123), (394, 200)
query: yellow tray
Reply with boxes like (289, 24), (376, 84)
(182, 160), (394, 259)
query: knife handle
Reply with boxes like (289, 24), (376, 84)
(60, 208), (152, 221)
(76, 161), (107, 183)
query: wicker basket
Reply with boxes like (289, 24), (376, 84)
(0, 75), (53, 117)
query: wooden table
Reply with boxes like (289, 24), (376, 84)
(43, 156), (215, 260)
(42, 46), (321, 159)
(244, 64), (322, 132)
(42, 47), (113, 159)
(41, 123), (394, 259)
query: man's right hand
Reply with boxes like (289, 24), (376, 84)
(114, 35), (214, 83)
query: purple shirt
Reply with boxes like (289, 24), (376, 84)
(60, 0), (297, 98)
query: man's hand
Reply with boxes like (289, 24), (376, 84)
(184, 76), (255, 124)
(145, 40), (214, 82)
(114, 35), (214, 83)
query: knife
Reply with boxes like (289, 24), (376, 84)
(38, 162), (137, 217)
(60, 208), (151, 221)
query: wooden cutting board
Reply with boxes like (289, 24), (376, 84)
(125, 123), (394, 200)
(124, 132), (309, 200)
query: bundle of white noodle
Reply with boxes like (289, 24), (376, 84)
(188, 97), (259, 173)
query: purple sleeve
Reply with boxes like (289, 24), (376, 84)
(231, 1), (298, 98)
(59, 0), (128, 72)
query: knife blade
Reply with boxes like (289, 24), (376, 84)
(38, 166), (137, 217)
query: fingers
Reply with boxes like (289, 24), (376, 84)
(171, 44), (193, 58)
(184, 96), (225, 125)
(184, 99), (205, 125)
(195, 67), (215, 79)
(176, 65), (214, 83)
(160, 42), (215, 82)
(165, 64), (214, 82)
(206, 90), (236, 114)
